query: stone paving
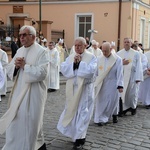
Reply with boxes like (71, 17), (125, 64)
(1, 82), (150, 150)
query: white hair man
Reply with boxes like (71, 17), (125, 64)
(0, 25), (49, 150)
(87, 40), (103, 57)
(57, 37), (97, 149)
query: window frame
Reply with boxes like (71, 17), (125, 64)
(75, 13), (94, 40)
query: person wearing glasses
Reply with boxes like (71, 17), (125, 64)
(0, 25), (49, 150)
(47, 41), (60, 92)
(57, 37), (97, 149)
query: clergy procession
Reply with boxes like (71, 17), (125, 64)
(0, 25), (150, 150)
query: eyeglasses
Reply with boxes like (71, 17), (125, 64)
(19, 33), (32, 38)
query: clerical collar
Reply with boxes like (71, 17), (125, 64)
(125, 48), (130, 51)
(105, 53), (111, 58)
(24, 42), (35, 50)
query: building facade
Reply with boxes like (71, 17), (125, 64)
(0, 0), (150, 57)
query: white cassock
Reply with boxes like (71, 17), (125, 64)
(0, 42), (49, 150)
(117, 48), (143, 110)
(138, 51), (150, 105)
(0, 61), (5, 89)
(57, 51), (97, 142)
(47, 47), (60, 90)
(0, 49), (8, 95)
(87, 47), (103, 57)
(94, 54), (123, 123)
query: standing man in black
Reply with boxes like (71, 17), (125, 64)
(11, 36), (19, 58)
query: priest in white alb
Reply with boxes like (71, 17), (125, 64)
(117, 37), (143, 115)
(87, 40), (103, 57)
(138, 51), (150, 108)
(57, 37), (97, 149)
(47, 41), (60, 92)
(94, 42), (123, 126)
(0, 44), (8, 101)
(0, 25), (49, 150)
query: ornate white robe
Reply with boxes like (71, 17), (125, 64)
(0, 49), (8, 95)
(1, 42), (49, 150)
(57, 51), (97, 141)
(94, 54), (123, 123)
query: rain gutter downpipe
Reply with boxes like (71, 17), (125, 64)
(117, 0), (122, 51)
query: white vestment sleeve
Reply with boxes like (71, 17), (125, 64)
(142, 54), (148, 72)
(116, 57), (124, 87)
(61, 57), (75, 78)
(0, 62), (4, 89)
(134, 52), (143, 81)
(24, 51), (49, 83)
(1, 51), (8, 68)
(77, 56), (97, 78)
(6, 58), (16, 81)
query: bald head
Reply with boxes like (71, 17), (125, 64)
(102, 42), (111, 57)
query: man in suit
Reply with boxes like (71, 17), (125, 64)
(11, 36), (19, 58)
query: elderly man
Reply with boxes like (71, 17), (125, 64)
(117, 37), (143, 115)
(94, 42), (123, 126)
(57, 37), (97, 149)
(0, 25), (49, 150)
(0, 44), (8, 101)
(47, 41), (60, 92)
(87, 40), (103, 57)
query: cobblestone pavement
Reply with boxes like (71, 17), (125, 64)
(1, 84), (150, 150)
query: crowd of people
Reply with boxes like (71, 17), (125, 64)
(0, 25), (150, 150)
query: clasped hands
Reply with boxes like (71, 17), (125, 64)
(147, 68), (150, 76)
(74, 54), (81, 63)
(123, 59), (130, 65)
(15, 57), (25, 69)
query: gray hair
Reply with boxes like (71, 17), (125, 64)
(124, 37), (132, 43)
(20, 25), (36, 37)
(75, 37), (86, 45)
(102, 41), (111, 48)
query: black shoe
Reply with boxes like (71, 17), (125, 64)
(73, 144), (83, 150)
(73, 139), (85, 150)
(122, 108), (131, 115)
(145, 105), (150, 109)
(1, 95), (6, 97)
(113, 115), (118, 123)
(48, 89), (56, 92)
(97, 122), (105, 126)
(38, 143), (47, 150)
(131, 108), (136, 115)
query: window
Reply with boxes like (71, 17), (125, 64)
(148, 21), (150, 48)
(9, 0), (26, 1)
(75, 14), (93, 40)
(140, 18), (145, 45)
